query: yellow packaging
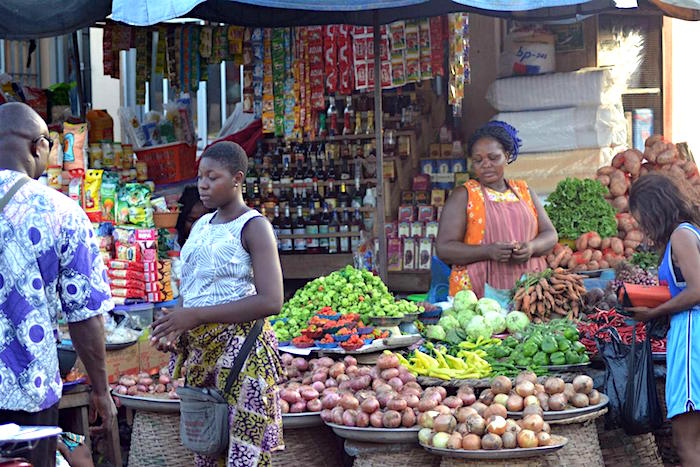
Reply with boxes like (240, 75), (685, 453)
(84, 169), (103, 222)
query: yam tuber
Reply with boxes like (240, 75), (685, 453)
(612, 196), (629, 213)
(625, 230), (644, 243)
(601, 238), (612, 250)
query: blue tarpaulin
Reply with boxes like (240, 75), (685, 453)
(112, 0), (599, 26)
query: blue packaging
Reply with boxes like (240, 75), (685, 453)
(632, 109), (653, 152)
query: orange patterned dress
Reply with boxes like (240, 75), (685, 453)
(448, 180), (546, 297)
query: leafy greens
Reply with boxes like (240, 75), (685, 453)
(545, 178), (617, 239)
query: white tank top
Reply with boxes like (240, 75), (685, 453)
(179, 209), (262, 307)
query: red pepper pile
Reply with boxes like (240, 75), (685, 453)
(577, 308), (667, 355)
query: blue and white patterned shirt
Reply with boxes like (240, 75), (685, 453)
(0, 170), (113, 412)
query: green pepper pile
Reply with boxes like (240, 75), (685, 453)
(486, 321), (589, 368)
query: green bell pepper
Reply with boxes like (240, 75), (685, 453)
(550, 351), (567, 365)
(517, 356), (533, 367)
(533, 351), (550, 367)
(580, 353), (590, 363)
(541, 336), (558, 354)
(529, 333), (543, 347)
(556, 336), (571, 352)
(565, 350), (581, 365)
(504, 336), (519, 348)
(522, 341), (539, 358)
(572, 341), (587, 354)
(564, 327), (579, 342)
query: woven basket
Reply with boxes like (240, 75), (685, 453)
(345, 440), (440, 467)
(271, 425), (344, 467)
(596, 418), (663, 467)
(544, 409), (606, 467)
(127, 411), (193, 467)
(653, 378), (680, 466)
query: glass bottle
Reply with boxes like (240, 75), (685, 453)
(293, 205), (306, 253)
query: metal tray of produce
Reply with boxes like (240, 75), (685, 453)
(325, 423), (419, 443)
(420, 436), (567, 459)
(508, 394), (609, 421)
(370, 316), (405, 326)
(516, 362), (591, 372)
(401, 312), (420, 323)
(282, 412), (323, 429)
(111, 391), (179, 413)
(106, 339), (140, 351)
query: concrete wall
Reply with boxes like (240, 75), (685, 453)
(89, 27), (122, 141)
(670, 18), (700, 156)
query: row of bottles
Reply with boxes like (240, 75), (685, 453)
(269, 204), (364, 255)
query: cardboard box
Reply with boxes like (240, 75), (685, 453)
(138, 340), (171, 375)
(75, 344), (140, 384)
(429, 143), (441, 158)
(440, 143), (453, 157)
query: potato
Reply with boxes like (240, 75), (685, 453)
(622, 150), (642, 176)
(610, 238), (624, 255)
(612, 196), (629, 213)
(612, 152), (625, 169)
(576, 234), (588, 252)
(597, 175), (611, 187)
(597, 166), (616, 176)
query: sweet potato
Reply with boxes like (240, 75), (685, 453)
(588, 232), (602, 249)
(625, 230), (644, 243)
(599, 260), (610, 270)
(597, 166), (616, 176)
(640, 162), (654, 176)
(601, 238), (612, 250)
(624, 240), (641, 250)
(669, 163), (687, 181)
(591, 250), (603, 262)
(612, 152), (626, 169)
(597, 175), (611, 187)
(588, 261), (600, 270)
(553, 243), (564, 255)
(610, 238), (624, 255)
(581, 249), (593, 263)
(567, 257), (578, 270)
(683, 161), (699, 178)
(622, 150), (642, 176)
(576, 234), (588, 252)
(612, 196), (629, 213)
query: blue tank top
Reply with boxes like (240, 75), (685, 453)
(659, 223), (700, 298)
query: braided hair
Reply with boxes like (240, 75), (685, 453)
(467, 121), (522, 164)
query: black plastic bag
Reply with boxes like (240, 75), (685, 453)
(596, 325), (663, 433)
(622, 325), (663, 435)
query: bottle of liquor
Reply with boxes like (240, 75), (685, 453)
(351, 208), (362, 252)
(293, 205), (306, 253)
(246, 144), (260, 188)
(311, 181), (322, 211)
(270, 152), (281, 197)
(293, 159), (305, 190)
(290, 187), (300, 212)
(327, 96), (338, 137)
(279, 206), (293, 254)
(328, 210), (340, 254)
(363, 187), (376, 231)
(304, 150), (315, 189)
(251, 182), (261, 209)
(315, 145), (327, 198)
(352, 176), (363, 208)
(326, 157), (337, 183)
(318, 204), (330, 254)
(338, 183), (350, 209)
(279, 187), (290, 213)
(339, 211), (350, 253)
(340, 159), (351, 182)
(259, 159), (271, 188)
(263, 181), (277, 217)
(305, 204), (320, 254)
(272, 205), (281, 246)
(343, 96), (354, 135)
(301, 187), (310, 219)
(280, 160), (292, 188)
(326, 180), (337, 210)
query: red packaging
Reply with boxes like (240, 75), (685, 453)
(398, 205), (415, 222)
(412, 174), (431, 191)
(145, 281), (162, 293)
(367, 60), (375, 88)
(387, 237), (403, 272)
(307, 26), (323, 44)
(109, 269), (146, 282)
(324, 25), (338, 93)
(109, 260), (144, 271)
(110, 287), (145, 299)
(110, 278), (145, 289)
(354, 63), (368, 89)
(381, 62), (392, 88)
(337, 25), (353, 95)
(430, 16), (444, 76)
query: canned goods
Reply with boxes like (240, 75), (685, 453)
(112, 143), (123, 169)
(89, 143), (103, 169)
(101, 141), (115, 168)
(136, 161), (148, 182)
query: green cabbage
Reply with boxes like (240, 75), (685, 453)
(483, 311), (506, 334)
(426, 325), (446, 341)
(466, 316), (492, 341)
(438, 315), (459, 330)
(476, 298), (501, 316)
(505, 311), (530, 334)
(454, 290), (478, 313)
(457, 309), (476, 330)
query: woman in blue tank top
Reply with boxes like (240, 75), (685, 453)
(627, 173), (700, 465)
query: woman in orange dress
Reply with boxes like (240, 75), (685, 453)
(436, 121), (558, 298)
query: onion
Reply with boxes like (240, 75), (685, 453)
(418, 411), (436, 429)
(382, 410), (402, 428)
(320, 409), (333, 422)
(343, 356), (358, 367)
(443, 396), (464, 409)
(456, 407), (477, 423)
(312, 370), (328, 383)
(290, 402), (306, 413)
(136, 384), (147, 393)
(356, 411), (370, 427)
(433, 414), (457, 433)
(404, 382), (422, 391)
(434, 405), (451, 415)
(387, 377), (403, 392)
(329, 363), (346, 379)
(358, 366), (372, 377)
(377, 391), (397, 409)
(521, 414), (544, 433)
(301, 388), (319, 401)
(345, 365), (359, 377)
(342, 409), (357, 427)
(462, 434), (481, 450)
(116, 385), (128, 395)
(306, 398), (322, 412)
(154, 384), (166, 393)
(331, 406), (345, 425)
(158, 375), (170, 385)
(418, 428), (433, 446)
(401, 408), (416, 427)
(338, 381), (352, 391)
(336, 374), (350, 383)
(381, 368), (400, 380)
(360, 397), (380, 414)
(340, 394), (360, 410)
(281, 353), (293, 366)
(369, 411), (384, 428)
(517, 430), (538, 448)
(466, 414), (486, 436)
(350, 375), (371, 392)
(311, 381), (325, 393)
(292, 358), (309, 371)
(280, 389), (301, 404)
(387, 398), (408, 412)
(377, 353), (400, 370)
(325, 378), (338, 388)
(403, 394), (420, 409)
(487, 416), (507, 435)
(316, 357), (334, 367)
(280, 399), (290, 413)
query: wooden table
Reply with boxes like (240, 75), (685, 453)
(59, 384), (122, 467)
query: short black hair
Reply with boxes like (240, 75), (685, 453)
(200, 141), (248, 175)
(176, 186), (203, 248)
(467, 122), (520, 163)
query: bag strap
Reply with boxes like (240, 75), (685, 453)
(223, 319), (265, 394)
(0, 176), (30, 212)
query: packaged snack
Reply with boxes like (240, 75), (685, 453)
(68, 176), (84, 208)
(100, 171), (119, 223)
(84, 169), (103, 222)
(110, 287), (145, 299)
(62, 122), (87, 173)
(418, 239), (433, 270)
(109, 260), (145, 271)
(110, 278), (146, 289)
(404, 238), (416, 270)
(324, 25), (338, 94)
(48, 131), (62, 168)
(117, 183), (154, 227)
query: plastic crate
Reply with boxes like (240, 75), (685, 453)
(135, 142), (197, 185)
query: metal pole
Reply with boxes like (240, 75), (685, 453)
(373, 11), (388, 283)
(72, 31), (85, 119)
